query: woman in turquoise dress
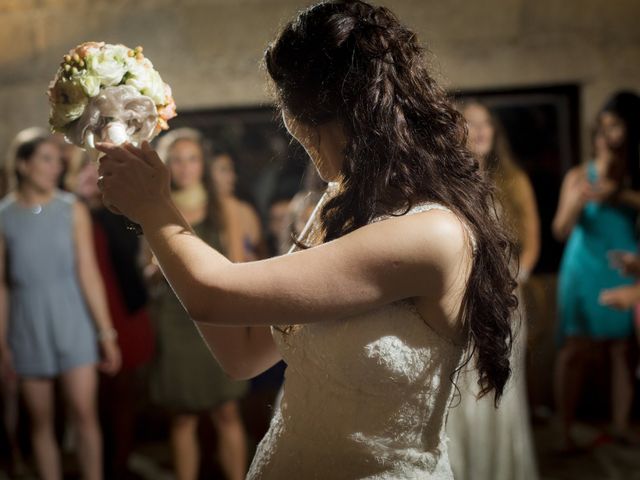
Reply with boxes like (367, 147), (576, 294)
(553, 92), (640, 449)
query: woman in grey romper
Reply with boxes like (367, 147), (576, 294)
(0, 131), (121, 480)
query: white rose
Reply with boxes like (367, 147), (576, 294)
(76, 72), (101, 97)
(145, 70), (167, 105)
(86, 44), (129, 86)
(125, 58), (166, 105)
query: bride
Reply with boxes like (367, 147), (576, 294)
(97, 1), (517, 478)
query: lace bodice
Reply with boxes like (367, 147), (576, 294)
(247, 199), (468, 480)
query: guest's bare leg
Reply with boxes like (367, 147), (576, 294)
(171, 414), (199, 480)
(100, 370), (136, 477)
(554, 337), (589, 448)
(61, 365), (102, 480)
(2, 377), (26, 474)
(609, 339), (634, 436)
(21, 378), (61, 480)
(211, 401), (247, 480)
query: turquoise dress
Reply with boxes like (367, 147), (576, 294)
(557, 163), (637, 342)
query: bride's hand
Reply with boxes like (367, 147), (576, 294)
(95, 141), (171, 223)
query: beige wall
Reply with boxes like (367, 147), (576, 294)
(1, 0), (639, 157)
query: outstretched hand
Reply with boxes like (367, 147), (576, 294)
(599, 284), (640, 311)
(98, 338), (122, 376)
(95, 141), (171, 223)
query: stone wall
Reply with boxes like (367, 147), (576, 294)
(1, 0), (639, 156)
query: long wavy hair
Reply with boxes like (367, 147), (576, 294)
(457, 99), (527, 251)
(599, 90), (640, 190)
(265, 0), (518, 403)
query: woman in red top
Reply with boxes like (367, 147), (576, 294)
(75, 158), (154, 479)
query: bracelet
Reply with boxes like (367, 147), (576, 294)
(98, 327), (118, 342)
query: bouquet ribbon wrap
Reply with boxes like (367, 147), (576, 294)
(67, 85), (159, 151)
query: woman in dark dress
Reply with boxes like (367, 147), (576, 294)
(150, 128), (248, 480)
(75, 158), (155, 479)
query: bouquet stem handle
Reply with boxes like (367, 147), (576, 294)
(91, 149), (143, 236)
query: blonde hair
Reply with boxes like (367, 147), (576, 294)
(156, 127), (210, 164)
(154, 127), (225, 231)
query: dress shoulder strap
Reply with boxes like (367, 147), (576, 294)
(586, 160), (598, 183)
(405, 202), (452, 216)
(0, 193), (17, 214)
(371, 202), (451, 223)
(55, 190), (76, 206)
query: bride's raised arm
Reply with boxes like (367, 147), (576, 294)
(96, 141), (471, 329)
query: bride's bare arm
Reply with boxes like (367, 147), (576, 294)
(97, 142), (471, 355)
(197, 323), (280, 379)
(140, 199), (469, 327)
(196, 191), (279, 380)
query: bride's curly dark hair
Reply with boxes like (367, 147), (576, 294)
(265, 0), (518, 403)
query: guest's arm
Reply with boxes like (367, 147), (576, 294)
(220, 197), (246, 263)
(513, 172), (540, 281)
(0, 235), (14, 383)
(552, 167), (591, 241)
(73, 201), (121, 375)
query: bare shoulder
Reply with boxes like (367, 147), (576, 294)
(407, 208), (471, 264)
(72, 197), (90, 218)
(71, 198), (91, 229)
(359, 207), (472, 271)
(239, 200), (260, 222)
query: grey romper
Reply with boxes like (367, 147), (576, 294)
(0, 191), (98, 377)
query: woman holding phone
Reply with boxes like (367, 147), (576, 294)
(553, 91), (640, 449)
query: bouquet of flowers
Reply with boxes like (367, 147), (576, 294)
(47, 42), (177, 150)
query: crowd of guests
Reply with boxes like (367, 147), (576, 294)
(0, 89), (639, 480)
(0, 126), (311, 480)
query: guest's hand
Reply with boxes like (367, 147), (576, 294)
(589, 177), (620, 203)
(608, 251), (640, 277)
(565, 176), (595, 210)
(99, 337), (122, 376)
(95, 141), (171, 223)
(0, 348), (16, 385)
(599, 285), (640, 310)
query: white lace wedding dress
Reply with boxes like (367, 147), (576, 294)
(446, 291), (539, 480)
(247, 197), (468, 479)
